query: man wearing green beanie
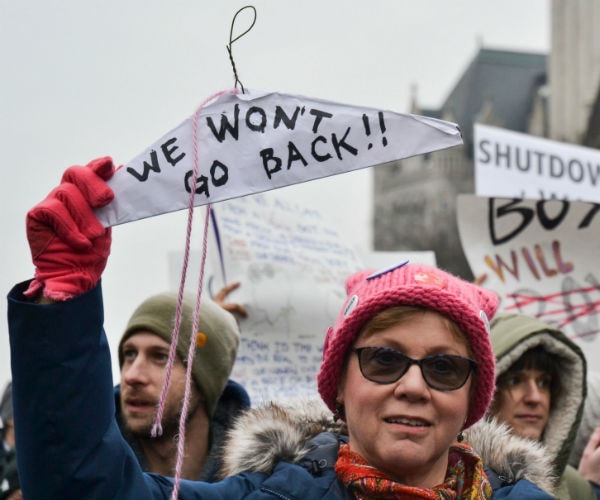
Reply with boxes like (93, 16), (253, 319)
(115, 291), (250, 481)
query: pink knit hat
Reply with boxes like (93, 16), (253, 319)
(317, 262), (498, 428)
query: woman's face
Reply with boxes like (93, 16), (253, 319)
(337, 310), (472, 487)
(491, 368), (551, 441)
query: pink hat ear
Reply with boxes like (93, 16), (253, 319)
(478, 287), (500, 319)
(322, 326), (334, 353)
(345, 270), (373, 295)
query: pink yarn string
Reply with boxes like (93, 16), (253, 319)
(152, 87), (238, 438)
(170, 204), (212, 500)
(144, 88), (237, 499)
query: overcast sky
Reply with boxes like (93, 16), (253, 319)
(0, 1), (549, 384)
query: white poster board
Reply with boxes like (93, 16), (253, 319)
(457, 194), (600, 369)
(475, 124), (600, 202)
(96, 90), (462, 227)
(198, 192), (365, 403)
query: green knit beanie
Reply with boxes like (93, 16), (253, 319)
(118, 292), (240, 417)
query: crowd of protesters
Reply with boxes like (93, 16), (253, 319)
(3, 156), (600, 499)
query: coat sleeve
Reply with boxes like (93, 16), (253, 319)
(492, 479), (556, 499)
(8, 281), (270, 500)
(7, 281), (166, 499)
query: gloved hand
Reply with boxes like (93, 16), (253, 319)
(24, 157), (116, 301)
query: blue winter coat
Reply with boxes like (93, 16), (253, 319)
(8, 281), (555, 499)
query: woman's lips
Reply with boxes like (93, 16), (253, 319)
(516, 414), (543, 423)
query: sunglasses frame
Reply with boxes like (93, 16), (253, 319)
(353, 346), (477, 391)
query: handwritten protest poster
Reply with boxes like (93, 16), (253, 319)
(457, 194), (600, 369)
(475, 124), (600, 202)
(96, 90), (462, 227)
(188, 192), (364, 402)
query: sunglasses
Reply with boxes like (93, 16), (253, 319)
(354, 346), (476, 391)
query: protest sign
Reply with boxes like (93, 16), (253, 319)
(457, 194), (600, 369)
(474, 124), (600, 202)
(96, 89), (462, 227)
(186, 192), (363, 402)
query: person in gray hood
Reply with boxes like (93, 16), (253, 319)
(488, 312), (595, 500)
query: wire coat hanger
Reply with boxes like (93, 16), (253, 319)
(226, 5), (257, 94)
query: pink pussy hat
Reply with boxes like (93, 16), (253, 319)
(317, 262), (499, 429)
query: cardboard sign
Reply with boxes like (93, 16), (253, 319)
(96, 90), (462, 226)
(457, 194), (600, 369)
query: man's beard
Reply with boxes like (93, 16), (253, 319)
(123, 395), (202, 440)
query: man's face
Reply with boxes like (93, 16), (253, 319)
(119, 331), (202, 437)
(492, 368), (551, 441)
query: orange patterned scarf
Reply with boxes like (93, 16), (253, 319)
(335, 442), (492, 499)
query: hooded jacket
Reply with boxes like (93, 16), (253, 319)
(8, 281), (556, 499)
(490, 312), (593, 500)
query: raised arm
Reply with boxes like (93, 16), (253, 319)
(7, 158), (153, 499)
(8, 158), (271, 500)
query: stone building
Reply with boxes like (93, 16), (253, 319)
(373, 0), (600, 279)
(550, 1), (600, 145)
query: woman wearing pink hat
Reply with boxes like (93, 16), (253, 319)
(9, 160), (555, 498)
(219, 262), (557, 498)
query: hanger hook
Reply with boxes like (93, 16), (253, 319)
(227, 5), (257, 94)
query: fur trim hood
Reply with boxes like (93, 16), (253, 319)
(220, 398), (555, 495)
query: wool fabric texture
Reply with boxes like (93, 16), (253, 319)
(118, 292), (240, 417)
(317, 263), (498, 428)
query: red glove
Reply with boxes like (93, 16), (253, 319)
(24, 157), (116, 301)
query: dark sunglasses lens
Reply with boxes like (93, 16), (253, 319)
(358, 347), (409, 383)
(421, 355), (473, 390)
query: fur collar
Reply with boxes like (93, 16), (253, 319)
(465, 418), (556, 494)
(220, 398), (555, 495)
